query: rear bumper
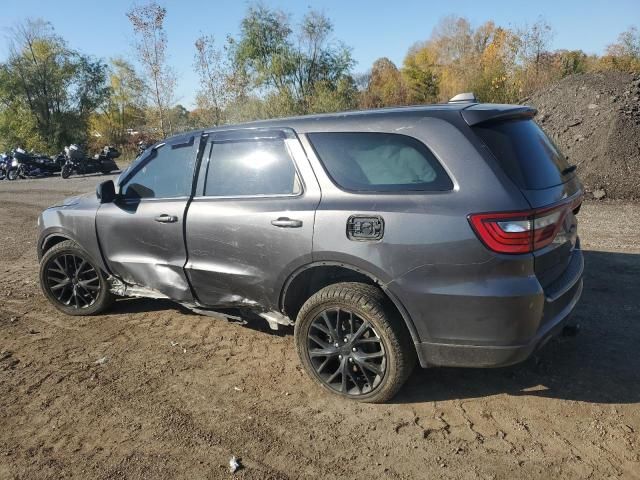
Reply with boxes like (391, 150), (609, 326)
(416, 277), (582, 367)
(409, 248), (584, 368)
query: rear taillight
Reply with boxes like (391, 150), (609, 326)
(468, 196), (582, 254)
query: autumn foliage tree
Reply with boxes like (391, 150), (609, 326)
(600, 26), (640, 72)
(1, 5), (639, 152)
(402, 44), (440, 104)
(360, 58), (408, 108)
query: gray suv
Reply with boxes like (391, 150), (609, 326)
(37, 96), (584, 402)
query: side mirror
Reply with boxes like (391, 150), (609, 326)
(96, 180), (116, 204)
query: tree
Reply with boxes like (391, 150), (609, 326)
(0, 19), (109, 152)
(556, 50), (588, 77)
(602, 27), (640, 72)
(402, 43), (440, 104)
(166, 104), (195, 133)
(607, 26), (640, 58)
(89, 58), (146, 146)
(474, 26), (520, 103)
(127, 2), (176, 137)
(427, 16), (479, 100)
(230, 5), (354, 115)
(360, 58), (408, 108)
(194, 35), (229, 126)
(308, 76), (358, 113)
(518, 17), (554, 76)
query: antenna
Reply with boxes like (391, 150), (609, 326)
(448, 92), (477, 103)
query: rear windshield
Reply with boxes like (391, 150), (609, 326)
(473, 119), (573, 190)
(307, 132), (453, 192)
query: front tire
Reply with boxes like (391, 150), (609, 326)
(294, 282), (416, 403)
(7, 168), (18, 180)
(39, 240), (114, 316)
(61, 164), (72, 179)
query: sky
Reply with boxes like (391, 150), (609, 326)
(1, 0), (638, 107)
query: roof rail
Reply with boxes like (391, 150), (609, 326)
(448, 92), (477, 103)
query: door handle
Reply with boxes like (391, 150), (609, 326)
(154, 214), (178, 223)
(271, 217), (303, 228)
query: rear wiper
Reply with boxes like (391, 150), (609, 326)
(562, 165), (577, 175)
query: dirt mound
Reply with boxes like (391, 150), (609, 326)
(523, 71), (640, 200)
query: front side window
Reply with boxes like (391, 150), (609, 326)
(307, 132), (453, 192)
(122, 138), (198, 199)
(203, 138), (301, 197)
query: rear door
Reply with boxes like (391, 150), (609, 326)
(471, 118), (583, 287)
(96, 134), (201, 301)
(185, 128), (321, 309)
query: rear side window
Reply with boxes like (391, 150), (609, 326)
(307, 132), (453, 192)
(204, 139), (301, 197)
(122, 139), (197, 199)
(473, 120), (572, 190)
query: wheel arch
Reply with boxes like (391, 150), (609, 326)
(280, 261), (421, 346)
(39, 232), (74, 260)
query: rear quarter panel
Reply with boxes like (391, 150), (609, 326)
(298, 114), (541, 344)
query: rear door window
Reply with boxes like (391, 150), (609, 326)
(473, 119), (573, 190)
(307, 132), (453, 192)
(203, 137), (301, 197)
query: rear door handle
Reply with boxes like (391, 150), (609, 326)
(271, 217), (303, 228)
(154, 214), (178, 223)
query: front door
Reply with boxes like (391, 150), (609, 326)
(96, 134), (201, 301)
(185, 129), (321, 310)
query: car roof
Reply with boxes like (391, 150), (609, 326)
(213, 103), (471, 132)
(164, 102), (535, 142)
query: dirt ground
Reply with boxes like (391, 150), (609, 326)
(0, 174), (639, 480)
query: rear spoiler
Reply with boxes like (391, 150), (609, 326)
(461, 105), (537, 126)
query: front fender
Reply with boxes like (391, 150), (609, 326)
(38, 207), (107, 273)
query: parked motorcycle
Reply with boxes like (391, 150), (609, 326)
(6, 148), (63, 180)
(0, 153), (12, 180)
(61, 145), (120, 179)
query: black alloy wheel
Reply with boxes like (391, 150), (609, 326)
(43, 252), (101, 309)
(295, 282), (415, 403)
(307, 308), (387, 395)
(39, 240), (114, 315)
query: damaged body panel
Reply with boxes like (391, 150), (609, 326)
(38, 193), (108, 272)
(97, 197), (194, 302)
(184, 129), (321, 309)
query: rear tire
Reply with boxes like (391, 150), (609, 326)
(39, 240), (114, 316)
(294, 282), (416, 403)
